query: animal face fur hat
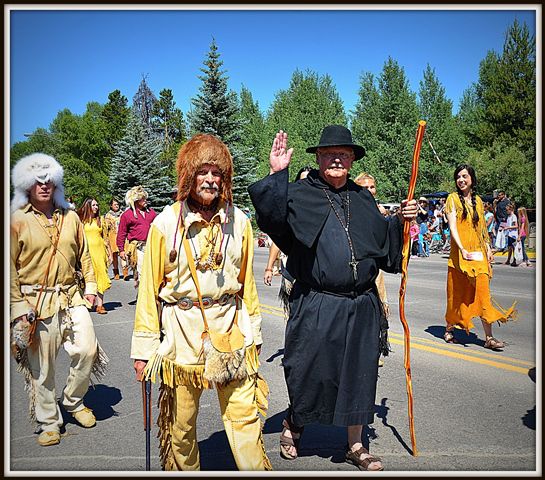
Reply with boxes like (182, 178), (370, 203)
(125, 185), (149, 216)
(176, 134), (233, 204)
(10, 153), (70, 213)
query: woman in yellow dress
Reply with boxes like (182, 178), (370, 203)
(444, 164), (516, 349)
(78, 198), (112, 314)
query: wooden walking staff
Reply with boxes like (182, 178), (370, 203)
(398, 119), (426, 457)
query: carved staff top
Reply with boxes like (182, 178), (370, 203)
(398, 120), (426, 457)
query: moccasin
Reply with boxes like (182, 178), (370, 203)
(38, 430), (61, 446)
(72, 407), (96, 427)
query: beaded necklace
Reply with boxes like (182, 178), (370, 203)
(322, 188), (359, 282)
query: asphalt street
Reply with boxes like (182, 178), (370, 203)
(7, 245), (539, 475)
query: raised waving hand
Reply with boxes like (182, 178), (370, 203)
(269, 130), (294, 174)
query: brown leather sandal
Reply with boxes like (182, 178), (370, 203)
(484, 337), (505, 350)
(279, 418), (304, 460)
(444, 330), (457, 343)
(346, 446), (384, 471)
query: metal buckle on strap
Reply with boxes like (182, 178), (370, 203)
(217, 293), (232, 306)
(201, 297), (214, 308)
(176, 297), (194, 310)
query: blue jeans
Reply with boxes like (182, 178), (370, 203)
(418, 234), (429, 256)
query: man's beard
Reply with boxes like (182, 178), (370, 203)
(197, 182), (220, 202)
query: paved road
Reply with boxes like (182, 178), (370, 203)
(7, 246), (538, 474)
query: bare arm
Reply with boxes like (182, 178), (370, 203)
(264, 242), (281, 286)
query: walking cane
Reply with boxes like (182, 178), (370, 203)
(141, 378), (152, 470)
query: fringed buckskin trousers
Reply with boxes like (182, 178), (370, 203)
(168, 374), (270, 470)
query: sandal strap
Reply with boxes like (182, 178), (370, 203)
(282, 417), (304, 434)
(346, 448), (383, 469)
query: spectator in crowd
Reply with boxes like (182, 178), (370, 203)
(503, 203), (519, 266)
(516, 206), (531, 267)
(418, 218), (430, 257)
(77, 198), (112, 314)
(483, 202), (496, 249)
(409, 219), (420, 257)
(493, 190), (510, 246)
(354, 173), (388, 216)
(417, 197), (429, 224)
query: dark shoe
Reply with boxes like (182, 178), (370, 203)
(279, 417), (304, 460)
(346, 446), (384, 471)
(511, 262), (518, 267)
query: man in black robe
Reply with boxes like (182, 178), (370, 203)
(248, 125), (417, 471)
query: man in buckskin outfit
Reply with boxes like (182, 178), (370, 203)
(10, 153), (108, 447)
(131, 134), (271, 471)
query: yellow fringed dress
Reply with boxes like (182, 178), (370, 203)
(444, 193), (516, 331)
(83, 219), (111, 295)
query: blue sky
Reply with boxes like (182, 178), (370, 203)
(8, 6), (538, 146)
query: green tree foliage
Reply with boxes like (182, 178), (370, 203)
(9, 128), (58, 167)
(189, 39), (254, 208)
(152, 88), (187, 183)
(417, 64), (467, 193)
(264, 69), (347, 180)
(458, 19), (536, 207)
(351, 58), (419, 201)
(238, 85), (267, 185)
(101, 89), (130, 152)
(109, 109), (173, 210)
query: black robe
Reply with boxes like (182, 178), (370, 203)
(248, 168), (403, 427)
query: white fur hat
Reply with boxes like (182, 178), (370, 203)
(11, 153), (70, 213)
(125, 185), (148, 217)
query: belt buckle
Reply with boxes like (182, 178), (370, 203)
(217, 293), (231, 306)
(177, 297), (193, 310)
(201, 297), (214, 309)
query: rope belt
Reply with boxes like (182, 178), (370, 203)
(169, 293), (235, 310)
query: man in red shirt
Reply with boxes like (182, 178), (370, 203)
(117, 186), (157, 288)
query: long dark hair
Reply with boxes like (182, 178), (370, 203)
(454, 164), (479, 227)
(77, 197), (101, 226)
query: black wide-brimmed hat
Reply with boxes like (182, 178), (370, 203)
(306, 125), (365, 160)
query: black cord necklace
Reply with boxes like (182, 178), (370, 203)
(323, 188), (359, 282)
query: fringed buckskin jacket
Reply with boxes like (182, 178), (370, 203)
(130, 200), (264, 389)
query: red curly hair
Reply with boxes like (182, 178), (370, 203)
(176, 134), (233, 204)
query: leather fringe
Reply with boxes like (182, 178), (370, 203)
(16, 350), (36, 422)
(144, 343), (260, 389)
(90, 343), (109, 386)
(157, 383), (176, 471)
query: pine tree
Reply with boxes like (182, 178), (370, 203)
(417, 64), (466, 193)
(133, 75), (158, 130)
(102, 89), (130, 151)
(351, 58), (419, 201)
(188, 39), (253, 208)
(109, 109), (173, 210)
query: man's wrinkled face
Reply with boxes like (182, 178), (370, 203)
(29, 181), (55, 205)
(316, 147), (354, 183)
(191, 163), (222, 205)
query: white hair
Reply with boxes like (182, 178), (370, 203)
(11, 153), (71, 213)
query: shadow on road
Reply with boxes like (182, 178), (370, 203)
(103, 301), (122, 312)
(425, 325), (488, 348)
(60, 384), (122, 426)
(199, 430), (237, 470)
(265, 349), (284, 363)
(522, 367), (536, 430)
(264, 401), (413, 463)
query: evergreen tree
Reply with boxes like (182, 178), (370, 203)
(133, 75), (158, 129)
(152, 88), (187, 144)
(417, 64), (466, 193)
(264, 69), (347, 180)
(351, 58), (419, 201)
(102, 89), (130, 151)
(109, 109), (173, 210)
(188, 39), (254, 208)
